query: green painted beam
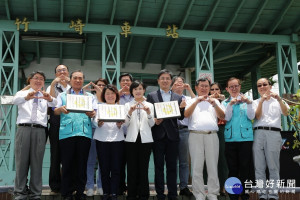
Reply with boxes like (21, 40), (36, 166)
(162, 0), (194, 68)
(293, 16), (300, 33)
(213, 0), (246, 53)
(234, 0), (268, 54)
(214, 44), (264, 63)
(247, 0), (268, 33)
(202, 0), (221, 31)
(251, 67), (261, 99)
(237, 55), (275, 79)
(142, 38), (156, 69)
(110, 0), (117, 25)
(32, 0), (40, 64)
(0, 20), (295, 43)
(269, 0), (294, 34)
(122, 0), (143, 68)
(81, 0), (91, 66)
(142, 0), (169, 69)
(59, 0), (64, 64)
(5, 0), (11, 20)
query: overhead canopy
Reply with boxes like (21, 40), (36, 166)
(0, 0), (300, 91)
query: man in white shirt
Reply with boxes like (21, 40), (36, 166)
(13, 71), (57, 200)
(184, 78), (225, 200)
(46, 64), (71, 194)
(252, 78), (289, 200)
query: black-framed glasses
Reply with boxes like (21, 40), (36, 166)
(228, 85), (240, 90)
(257, 83), (269, 88)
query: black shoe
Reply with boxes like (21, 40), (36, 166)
(111, 195), (118, 200)
(63, 196), (73, 200)
(75, 194), (86, 200)
(179, 187), (193, 196)
(269, 199), (276, 200)
(102, 194), (111, 200)
(259, 198), (266, 200)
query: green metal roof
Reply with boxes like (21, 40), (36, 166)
(1, 0), (300, 91)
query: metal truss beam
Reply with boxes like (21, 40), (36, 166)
(276, 43), (299, 131)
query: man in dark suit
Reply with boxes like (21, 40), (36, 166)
(147, 69), (185, 200)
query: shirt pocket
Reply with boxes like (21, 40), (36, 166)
(60, 119), (73, 134)
(224, 126), (232, 139)
(83, 119), (91, 133)
(241, 124), (252, 138)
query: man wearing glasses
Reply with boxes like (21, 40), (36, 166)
(13, 71), (57, 200)
(146, 69), (185, 200)
(184, 78), (225, 200)
(46, 64), (71, 194)
(118, 73), (134, 195)
(252, 78), (289, 200)
(222, 77), (255, 200)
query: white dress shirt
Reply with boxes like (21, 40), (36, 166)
(93, 103), (125, 142)
(186, 97), (221, 131)
(124, 100), (155, 143)
(13, 88), (57, 127)
(253, 97), (289, 128)
(46, 83), (71, 94)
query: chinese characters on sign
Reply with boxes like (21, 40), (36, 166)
(120, 21), (132, 38)
(166, 25), (179, 38)
(69, 19), (85, 35)
(15, 17), (30, 32)
(244, 179), (296, 194)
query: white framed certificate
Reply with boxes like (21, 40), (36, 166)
(154, 101), (180, 119)
(0, 95), (14, 105)
(98, 104), (126, 122)
(66, 94), (93, 112)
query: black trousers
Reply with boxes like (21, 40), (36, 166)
(60, 136), (91, 198)
(153, 136), (179, 199)
(126, 135), (152, 200)
(48, 113), (61, 192)
(225, 141), (254, 200)
(96, 141), (124, 196)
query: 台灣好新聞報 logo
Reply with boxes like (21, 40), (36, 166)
(225, 177), (243, 194)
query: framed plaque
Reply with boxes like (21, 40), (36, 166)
(154, 101), (180, 119)
(98, 104), (126, 122)
(66, 94), (93, 112)
(0, 95), (14, 105)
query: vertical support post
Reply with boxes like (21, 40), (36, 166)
(0, 30), (19, 184)
(276, 43), (299, 130)
(251, 67), (261, 100)
(195, 38), (214, 82)
(102, 33), (120, 89)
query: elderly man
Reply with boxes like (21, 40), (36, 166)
(46, 64), (71, 194)
(252, 78), (289, 200)
(184, 78), (225, 200)
(13, 71), (57, 200)
(54, 70), (97, 200)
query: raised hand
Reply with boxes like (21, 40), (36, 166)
(25, 90), (38, 100)
(119, 86), (130, 95)
(207, 97), (217, 107)
(270, 92), (281, 101)
(196, 95), (208, 103)
(140, 102), (150, 114)
(85, 110), (96, 118)
(180, 98), (186, 108)
(98, 120), (104, 127)
(40, 90), (53, 101)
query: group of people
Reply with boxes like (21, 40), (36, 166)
(12, 65), (289, 200)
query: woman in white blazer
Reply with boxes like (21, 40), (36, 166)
(124, 80), (155, 200)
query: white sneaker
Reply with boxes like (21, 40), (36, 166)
(86, 188), (94, 196)
(207, 194), (218, 200)
(97, 188), (103, 195)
